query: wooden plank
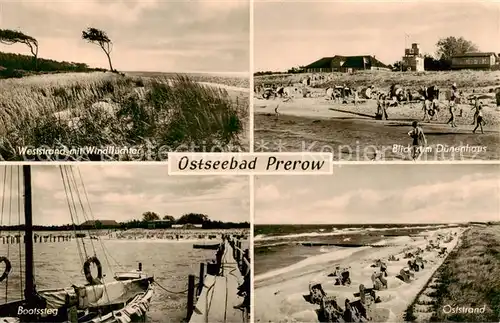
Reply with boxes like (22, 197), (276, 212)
(189, 242), (245, 323)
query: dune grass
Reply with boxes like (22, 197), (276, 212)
(0, 72), (247, 160)
(405, 225), (500, 322)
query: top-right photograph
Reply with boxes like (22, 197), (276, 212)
(253, 1), (500, 161)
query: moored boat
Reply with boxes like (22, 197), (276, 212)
(0, 166), (155, 322)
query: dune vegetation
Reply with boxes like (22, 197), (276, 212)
(405, 225), (500, 322)
(0, 72), (248, 160)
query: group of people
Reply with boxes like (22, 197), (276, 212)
(446, 83), (486, 133)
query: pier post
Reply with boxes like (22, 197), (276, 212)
(240, 249), (249, 275)
(197, 263), (205, 296)
(186, 274), (195, 321)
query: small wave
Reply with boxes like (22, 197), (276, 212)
(254, 246), (369, 282)
(253, 228), (364, 242)
(254, 224), (457, 242)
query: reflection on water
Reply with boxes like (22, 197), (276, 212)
(0, 238), (222, 323)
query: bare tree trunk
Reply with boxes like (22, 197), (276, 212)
(105, 52), (114, 72)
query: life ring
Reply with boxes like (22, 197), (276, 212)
(83, 256), (103, 284)
(0, 257), (12, 282)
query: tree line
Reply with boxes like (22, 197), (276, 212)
(254, 36), (483, 75)
(0, 212), (250, 231)
(0, 27), (115, 78)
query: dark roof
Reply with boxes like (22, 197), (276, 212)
(452, 52), (497, 58)
(81, 220), (119, 226)
(305, 55), (388, 69)
(305, 57), (336, 69)
(342, 56), (388, 69)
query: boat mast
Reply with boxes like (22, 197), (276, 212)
(23, 166), (35, 302)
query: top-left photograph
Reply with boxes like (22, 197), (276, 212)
(0, 0), (250, 161)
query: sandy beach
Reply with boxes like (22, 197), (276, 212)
(254, 71), (500, 160)
(254, 227), (463, 322)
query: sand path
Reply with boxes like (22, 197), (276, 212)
(254, 228), (463, 323)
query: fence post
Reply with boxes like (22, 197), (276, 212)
(187, 274), (195, 321)
(243, 249), (249, 275)
(198, 263), (205, 296)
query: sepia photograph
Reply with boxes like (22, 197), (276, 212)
(0, 165), (250, 322)
(253, 1), (500, 161)
(254, 164), (500, 322)
(0, 0), (250, 161)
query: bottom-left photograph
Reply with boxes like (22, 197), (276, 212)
(0, 165), (250, 323)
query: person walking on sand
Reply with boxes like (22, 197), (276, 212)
(471, 98), (480, 125)
(473, 105), (486, 134)
(377, 92), (389, 120)
(447, 83), (458, 127)
(408, 121), (427, 160)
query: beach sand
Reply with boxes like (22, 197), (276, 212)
(253, 84), (500, 160)
(254, 227), (463, 322)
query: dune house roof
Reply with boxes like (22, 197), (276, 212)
(305, 55), (389, 73)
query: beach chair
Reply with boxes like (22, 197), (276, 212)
(388, 255), (399, 261)
(320, 296), (344, 322)
(398, 268), (413, 283)
(308, 283), (327, 305)
(354, 284), (380, 305)
(371, 272), (387, 290)
(349, 299), (370, 322)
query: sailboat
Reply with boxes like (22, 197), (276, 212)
(0, 165), (154, 322)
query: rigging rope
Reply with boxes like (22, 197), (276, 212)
(58, 167), (86, 269)
(154, 280), (193, 294)
(16, 167), (23, 296)
(61, 166), (111, 314)
(69, 166), (114, 306)
(5, 166), (13, 303)
(76, 167), (119, 272)
(63, 167), (89, 261)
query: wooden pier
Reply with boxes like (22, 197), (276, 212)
(187, 236), (250, 323)
(0, 234), (72, 244)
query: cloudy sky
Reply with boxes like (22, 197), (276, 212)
(0, 0), (249, 72)
(0, 165), (249, 226)
(255, 164), (500, 224)
(255, 0), (500, 72)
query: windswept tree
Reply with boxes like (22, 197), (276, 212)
(0, 29), (38, 69)
(436, 36), (479, 61)
(82, 27), (114, 71)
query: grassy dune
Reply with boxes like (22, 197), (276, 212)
(0, 72), (248, 160)
(255, 70), (500, 92)
(406, 225), (500, 322)
(130, 71), (249, 89)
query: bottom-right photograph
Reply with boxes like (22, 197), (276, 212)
(253, 164), (500, 323)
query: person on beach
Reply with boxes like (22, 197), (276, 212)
(408, 121), (427, 160)
(447, 83), (458, 127)
(473, 105), (485, 134)
(470, 98), (480, 125)
(377, 92), (389, 120)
